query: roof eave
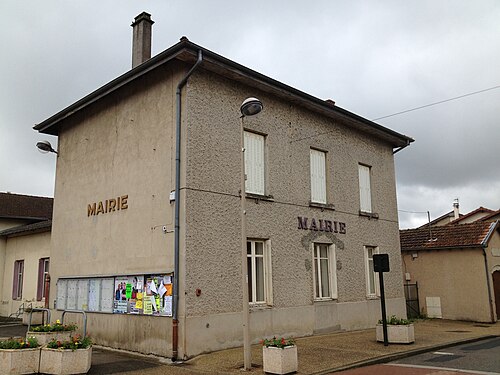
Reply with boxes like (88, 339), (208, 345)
(34, 39), (414, 148)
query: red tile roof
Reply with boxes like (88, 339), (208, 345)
(400, 221), (497, 251)
(479, 210), (500, 222)
(0, 192), (53, 220)
(447, 206), (495, 225)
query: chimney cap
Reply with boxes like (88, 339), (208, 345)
(131, 11), (154, 27)
(325, 99), (336, 106)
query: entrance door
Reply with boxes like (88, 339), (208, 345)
(493, 271), (500, 321)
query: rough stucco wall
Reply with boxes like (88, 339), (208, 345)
(486, 229), (500, 321)
(0, 231), (50, 316)
(402, 248), (491, 322)
(183, 70), (404, 326)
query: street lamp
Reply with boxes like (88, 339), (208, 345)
(239, 97), (263, 370)
(36, 140), (58, 155)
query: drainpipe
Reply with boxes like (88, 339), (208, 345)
(172, 49), (203, 361)
(481, 221), (497, 323)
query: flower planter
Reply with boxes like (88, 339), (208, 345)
(376, 323), (415, 344)
(39, 346), (92, 375)
(27, 331), (74, 346)
(0, 347), (40, 374)
(22, 311), (44, 326)
(263, 345), (298, 374)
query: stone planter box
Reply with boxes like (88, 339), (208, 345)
(263, 345), (298, 374)
(39, 346), (92, 375)
(26, 331), (74, 346)
(0, 347), (41, 374)
(22, 311), (44, 326)
(376, 323), (415, 344)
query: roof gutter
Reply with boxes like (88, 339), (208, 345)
(172, 49), (203, 361)
(393, 139), (411, 154)
(481, 221), (498, 322)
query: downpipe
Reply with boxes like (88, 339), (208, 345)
(172, 50), (203, 361)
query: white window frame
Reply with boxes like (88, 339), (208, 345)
(14, 260), (24, 300)
(364, 246), (380, 297)
(358, 164), (372, 213)
(310, 149), (327, 204)
(41, 258), (50, 298)
(244, 131), (266, 195)
(312, 243), (337, 300)
(247, 239), (273, 306)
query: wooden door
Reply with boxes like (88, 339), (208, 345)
(493, 271), (500, 320)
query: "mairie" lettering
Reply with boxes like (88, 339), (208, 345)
(88, 195), (128, 217)
(297, 216), (346, 234)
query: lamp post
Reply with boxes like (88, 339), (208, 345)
(239, 97), (263, 370)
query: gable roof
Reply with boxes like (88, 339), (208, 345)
(416, 210), (461, 229)
(34, 38), (413, 149)
(0, 192), (53, 220)
(0, 220), (52, 238)
(479, 209), (500, 222)
(447, 206), (495, 225)
(400, 221), (498, 251)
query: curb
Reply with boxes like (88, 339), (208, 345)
(312, 335), (498, 374)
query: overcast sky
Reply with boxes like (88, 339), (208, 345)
(1, 1), (499, 228)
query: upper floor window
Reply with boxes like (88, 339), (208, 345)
(313, 243), (337, 300)
(12, 260), (24, 300)
(244, 131), (265, 195)
(358, 164), (372, 213)
(310, 149), (327, 204)
(247, 239), (272, 305)
(37, 258), (50, 301)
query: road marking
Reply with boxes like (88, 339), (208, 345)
(385, 363), (500, 375)
(432, 351), (455, 355)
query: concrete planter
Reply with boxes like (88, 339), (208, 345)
(0, 347), (41, 374)
(26, 331), (74, 346)
(22, 311), (44, 326)
(262, 345), (298, 374)
(376, 323), (415, 344)
(39, 346), (92, 375)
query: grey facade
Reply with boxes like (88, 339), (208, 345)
(35, 37), (412, 359)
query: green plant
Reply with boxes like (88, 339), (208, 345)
(0, 336), (39, 349)
(261, 336), (295, 349)
(30, 319), (77, 332)
(378, 315), (411, 325)
(46, 334), (92, 351)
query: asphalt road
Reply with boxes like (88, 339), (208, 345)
(338, 337), (500, 375)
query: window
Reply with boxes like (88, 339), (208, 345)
(358, 164), (372, 213)
(365, 246), (380, 297)
(244, 131), (265, 195)
(37, 258), (50, 300)
(247, 240), (272, 305)
(312, 243), (337, 299)
(310, 149), (327, 204)
(12, 260), (24, 300)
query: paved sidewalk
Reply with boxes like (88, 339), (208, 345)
(120, 319), (500, 374)
(2, 318), (499, 374)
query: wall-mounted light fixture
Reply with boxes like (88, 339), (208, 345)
(36, 140), (58, 155)
(240, 97), (263, 117)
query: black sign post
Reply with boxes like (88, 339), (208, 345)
(373, 254), (390, 346)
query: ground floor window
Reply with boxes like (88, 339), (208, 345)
(365, 246), (380, 297)
(313, 243), (337, 300)
(247, 239), (272, 305)
(12, 260), (24, 300)
(37, 257), (50, 301)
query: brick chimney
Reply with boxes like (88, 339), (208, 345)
(131, 12), (154, 68)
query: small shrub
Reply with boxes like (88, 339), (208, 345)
(378, 315), (411, 325)
(30, 319), (77, 332)
(0, 336), (39, 349)
(46, 334), (92, 351)
(261, 336), (295, 349)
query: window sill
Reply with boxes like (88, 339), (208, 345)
(246, 193), (274, 202)
(359, 211), (379, 219)
(249, 303), (272, 311)
(366, 295), (380, 300)
(313, 298), (338, 303)
(309, 202), (335, 211)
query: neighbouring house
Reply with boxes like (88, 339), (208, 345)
(401, 209), (500, 322)
(0, 192), (52, 317)
(32, 12), (413, 359)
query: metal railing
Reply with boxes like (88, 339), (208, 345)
(26, 308), (51, 332)
(61, 310), (88, 337)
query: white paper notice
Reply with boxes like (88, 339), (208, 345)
(163, 296), (172, 316)
(157, 283), (167, 297)
(150, 281), (158, 295)
(163, 275), (172, 284)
